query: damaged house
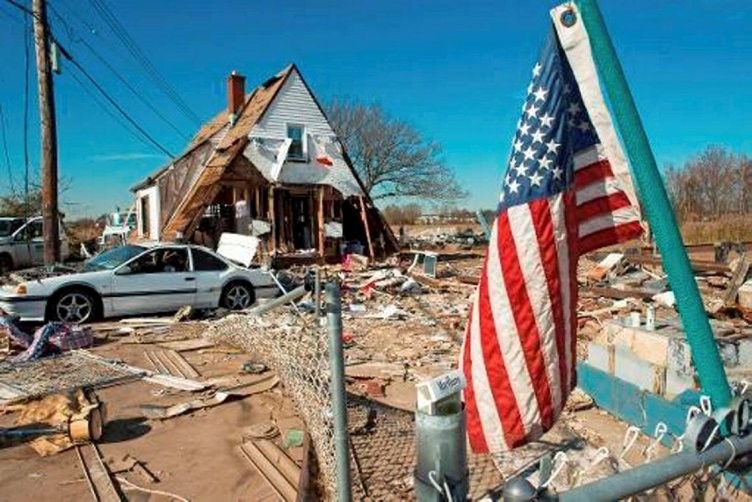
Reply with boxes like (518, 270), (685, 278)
(131, 64), (397, 261)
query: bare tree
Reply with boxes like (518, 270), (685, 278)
(327, 99), (466, 202)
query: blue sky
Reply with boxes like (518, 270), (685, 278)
(0, 0), (749, 218)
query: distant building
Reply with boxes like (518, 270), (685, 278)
(131, 65), (397, 260)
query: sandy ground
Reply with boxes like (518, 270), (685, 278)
(0, 338), (304, 501)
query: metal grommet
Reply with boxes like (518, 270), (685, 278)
(561, 9), (577, 27)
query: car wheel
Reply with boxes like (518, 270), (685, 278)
(0, 254), (13, 275)
(51, 289), (98, 324)
(220, 282), (255, 310)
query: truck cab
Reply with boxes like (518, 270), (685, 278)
(0, 216), (69, 274)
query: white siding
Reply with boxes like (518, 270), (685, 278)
(135, 186), (160, 241)
(250, 69), (333, 139)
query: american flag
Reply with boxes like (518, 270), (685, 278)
(460, 14), (642, 453)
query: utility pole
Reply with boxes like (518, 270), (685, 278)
(32, 0), (60, 264)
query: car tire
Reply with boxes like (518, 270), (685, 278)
(220, 281), (255, 311)
(48, 288), (100, 324)
(0, 254), (13, 275)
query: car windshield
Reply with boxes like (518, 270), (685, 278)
(0, 219), (23, 238)
(84, 245), (147, 271)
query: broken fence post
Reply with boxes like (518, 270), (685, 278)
(325, 282), (352, 501)
(315, 265), (321, 319)
(247, 285), (307, 317)
(574, 0), (732, 408)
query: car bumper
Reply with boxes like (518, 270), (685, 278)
(0, 295), (47, 322)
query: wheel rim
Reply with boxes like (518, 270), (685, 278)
(225, 285), (251, 310)
(56, 293), (92, 323)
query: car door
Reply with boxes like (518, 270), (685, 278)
(10, 222), (33, 268)
(190, 247), (230, 308)
(110, 247), (197, 316)
(27, 219), (45, 265)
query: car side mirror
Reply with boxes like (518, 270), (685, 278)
(13, 232), (25, 242)
(115, 265), (132, 275)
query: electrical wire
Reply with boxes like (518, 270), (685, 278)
(0, 104), (14, 191)
(66, 66), (162, 154)
(87, 0), (201, 125)
(48, 1), (190, 141)
(64, 56), (174, 157)
(22, 0), (30, 199)
(4, 0), (176, 158)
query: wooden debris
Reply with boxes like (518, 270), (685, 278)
(144, 350), (200, 379)
(76, 443), (123, 502)
(725, 254), (750, 307)
(157, 338), (215, 352)
(239, 439), (300, 502)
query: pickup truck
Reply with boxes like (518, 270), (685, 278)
(0, 216), (70, 274)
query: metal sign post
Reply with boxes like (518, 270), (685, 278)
(415, 370), (469, 501)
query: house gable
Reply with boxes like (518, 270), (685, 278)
(251, 68), (333, 139)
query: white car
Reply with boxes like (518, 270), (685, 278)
(0, 216), (70, 273)
(0, 243), (280, 323)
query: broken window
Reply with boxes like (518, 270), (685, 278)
(287, 124), (306, 161)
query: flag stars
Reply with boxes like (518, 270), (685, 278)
(527, 82), (535, 95)
(508, 178), (521, 194)
(538, 156), (553, 170)
(545, 138), (560, 155)
(513, 138), (524, 153)
(539, 113), (554, 128)
(552, 166), (563, 180)
(532, 86), (548, 102)
(525, 102), (540, 119)
(567, 101), (581, 116)
(519, 122), (532, 136)
(531, 128), (545, 144)
(577, 121), (591, 133)
(532, 62), (542, 78)
(522, 145), (536, 161)
(513, 161), (529, 177)
(529, 171), (543, 187)
(563, 83), (572, 94)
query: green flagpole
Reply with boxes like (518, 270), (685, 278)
(573, 0), (732, 407)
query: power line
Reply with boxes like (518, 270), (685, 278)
(0, 104), (14, 191)
(3, 0), (175, 158)
(66, 67), (161, 152)
(63, 51), (175, 157)
(87, 0), (202, 125)
(47, 1), (191, 141)
(23, 1), (30, 198)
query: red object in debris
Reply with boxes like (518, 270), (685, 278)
(342, 332), (354, 344)
(360, 280), (376, 299)
(342, 254), (352, 272)
(362, 378), (385, 398)
(317, 155), (333, 167)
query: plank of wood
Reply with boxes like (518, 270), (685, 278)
(725, 254), (751, 306)
(157, 338), (215, 352)
(165, 349), (200, 379)
(76, 444), (123, 502)
(239, 440), (299, 502)
(359, 195), (375, 259)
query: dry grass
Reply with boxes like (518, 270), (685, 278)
(680, 215), (752, 244)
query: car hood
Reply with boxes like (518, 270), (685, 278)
(19, 269), (110, 293)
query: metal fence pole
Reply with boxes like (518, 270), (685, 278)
(326, 282), (352, 501)
(315, 266), (321, 318)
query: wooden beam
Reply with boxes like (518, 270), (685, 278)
(317, 186), (325, 257)
(268, 186), (276, 252)
(358, 195), (375, 259)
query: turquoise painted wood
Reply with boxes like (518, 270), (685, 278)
(573, 0), (732, 407)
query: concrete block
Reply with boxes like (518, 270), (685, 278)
(666, 338), (692, 375)
(718, 340), (739, 368)
(664, 368), (696, 399)
(738, 340), (752, 367)
(612, 325), (671, 367)
(614, 345), (665, 394)
(586, 341), (613, 374)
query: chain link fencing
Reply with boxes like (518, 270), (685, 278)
(207, 311), (346, 498)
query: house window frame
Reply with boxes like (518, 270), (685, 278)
(286, 123), (307, 162)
